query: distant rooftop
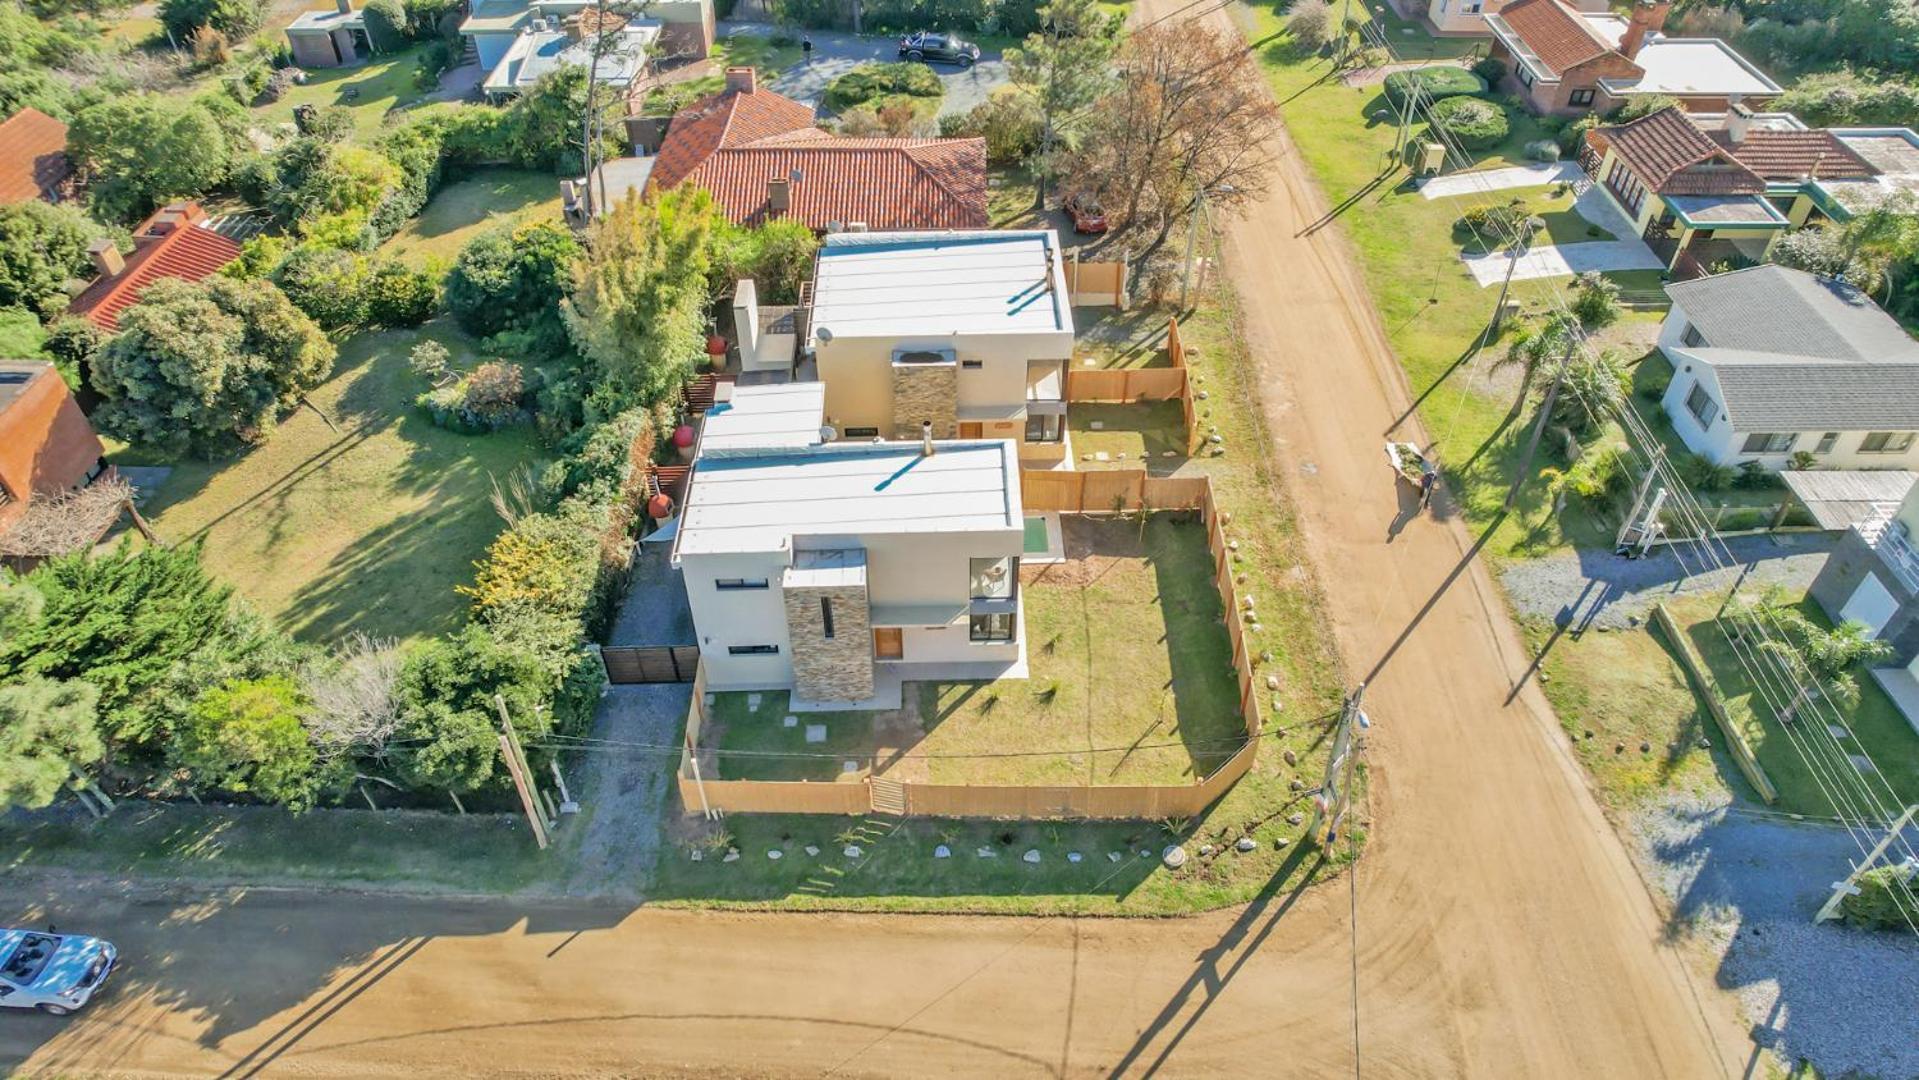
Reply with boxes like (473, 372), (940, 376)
(697, 382), (826, 455)
(1604, 38), (1781, 97)
(286, 6), (364, 32)
(483, 22), (657, 94)
(676, 440), (1021, 556)
(809, 230), (1073, 344)
(460, 0), (596, 34)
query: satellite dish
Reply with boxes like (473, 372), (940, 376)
(815, 326), (834, 344)
(818, 426), (837, 443)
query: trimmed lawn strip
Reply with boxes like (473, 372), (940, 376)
(919, 516), (1241, 787)
(122, 319), (544, 646)
(0, 803), (560, 895)
(710, 691), (877, 783)
(384, 168), (565, 266)
(1070, 401), (1189, 468)
(253, 44), (433, 141)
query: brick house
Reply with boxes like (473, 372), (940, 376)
(1485, 0), (1777, 115)
(633, 68), (986, 233)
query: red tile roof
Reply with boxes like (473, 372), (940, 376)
(1714, 128), (1878, 182)
(1596, 106), (1886, 196)
(648, 81), (988, 231)
(68, 203), (243, 333)
(0, 107), (73, 206)
(1497, 0), (1625, 77)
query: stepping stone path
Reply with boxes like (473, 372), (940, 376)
(1023, 849), (1042, 864)
(804, 723), (827, 744)
(746, 693), (762, 711)
(767, 850), (782, 860)
(1108, 852), (1123, 863)
(1236, 837), (1257, 852)
(783, 715), (798, 728)
(934, 845), (951, 859)
(723, 849), (740, 863)
(978, 847), (998, 858)
(804, 845), (820, 856)
(1138, 849), (1153, 859)
(1287, 813), (1304, 826)
(1827, 723), (1850, 739)
(1199, 845), (1216, 857)
(1273, 837), (1289, 849)
(1067, 851), (1083, 863)
(1850, 754), (1878, 774)
(690, 849), (703, 862)
(1161, 846), (1188, 869)
(843, 845), (863, 858)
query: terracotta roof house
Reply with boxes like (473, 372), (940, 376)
(1484, 0), (1778, 114)
(638, 68), (987, 232)
(68, 202), (243, 333)
(1581, 103), (1919, 275)
(0, 107), (75, 206)
(0, 362), (107, 564)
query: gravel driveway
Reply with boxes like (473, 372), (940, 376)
(721, 23), (1010, 118)
(1631, 794), (1919, 1078)
(1500, 533), (1835, 630)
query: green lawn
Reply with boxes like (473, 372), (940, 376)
(919, 516), (1244, 786)
(384, 168), (565, 266)
(1532, 590), (1919, 816)
(121, 319), (543, 646)
(254, 44), (433, 140)
(709, 691), (878, 782)
(1070, 401), (1189, 470)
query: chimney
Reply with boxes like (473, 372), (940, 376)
(767, 175), (790, 213)
(1725, 97), (1754, 144)
(565, 15), (583, 42)
(1621, 0), (1670, 59)
(724, 66), (757, 95)
(733, 278), (761, 362)
(335, 0), (351, 14)
(145, 213), (181, 237)
(87, 239), (123, 280)
(921, 420), (935, 457)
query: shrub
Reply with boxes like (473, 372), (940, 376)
(272, 243), (369, 329)
(175, 675), (324, 809)
(1455, 199), (1532, 244)
(1636, 363), (1671, 403)
(1789, 450), (1818, 471)
(1570, 271), (1621, 329)
(1558, 111), (1602, 156)
(1840, 863), (1919, 930)
(460, 506), (599, 622)
(444, 220), (580, 357)
(360, 0), (409, 52)
(409, 339), (451, 385)
(222, 59), (270, 105)
(0, 201), (111, 319)
(393, 623), (551, 794)
(259, 66), (298, 105)
(1525, 139), (1561, 162)
(159, 0), (262, 39)
(1288, 0), (1333, 52)
(1563, 445), (1628, 505)
(363, 258), (439, 326)
(1679, 452), (1736, 492)
(1611, 94), (1678, 123)
(70, 94), (235, 223)
(1472, 56), (1508, 88)
(939, 87), (1043, 165)
(823, 63), (943, 112)
(1734, 460), (1784, 490)
(1429, 95), (1510, 151)
(415, 39), (456, 90)
(1381, 67), (1485, 108)
(418, 361), (529, 432)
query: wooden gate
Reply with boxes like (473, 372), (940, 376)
(601, 645), (701, 683)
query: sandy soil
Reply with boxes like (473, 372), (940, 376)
(0, 2), (1758, 1075)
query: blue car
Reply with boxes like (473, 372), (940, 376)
(0, 929), (116, 1015)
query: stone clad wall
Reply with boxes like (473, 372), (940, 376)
(891, 362), (958, 439)
(782, 582), (874, 702)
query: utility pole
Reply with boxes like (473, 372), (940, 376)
(495, 694), (550, 850)
(1311, 684), (1367, 848)
(1814, 804), (1918, 924)
(1489, 216), (1536, 336)
(1504, 334), (1575, 511)
(576, 0), (610, 221)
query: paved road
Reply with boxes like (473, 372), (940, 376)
(0, 3), (1756, 1077)
(722, 23), (1011, 118)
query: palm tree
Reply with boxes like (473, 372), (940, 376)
(1748, 593), (1894, 719)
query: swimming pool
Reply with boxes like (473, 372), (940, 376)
(1023, 515), (1049, 554)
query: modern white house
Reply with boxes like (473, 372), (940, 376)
(461, 0), (711, 96)
(1658, 265), (1919, 471)
(671, 382), (1028, 707)
(480, 18), (658, 101)
(806, 230), (1074, 467)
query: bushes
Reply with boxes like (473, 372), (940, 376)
(939, 87), (1043, 165)
(361, 0), (410, 52)
(823, 62), (944, 111)
(1679, 452), (1736, 492)
(445, 219), (581, 357)
(418, 360), (529, 433)
(1288, 0), (1333, 52)
(1777, 70), (1919, 129)
(69, 93), (236, 223)
(1471, 56), (1508, 88)
(158, 0), (262, 39)
(1429, 94), (1510, 151)
(415, 39), (456, 90)
(273, 244), (370, 329)
(1570, 271), (1620, 330)
(1381, 67), (1485, 108)
(1840, 863), (1919, 930)
(1455, 198), (1533, 243)
(364, 259), (439, 326)
(0, 201), (112, 319)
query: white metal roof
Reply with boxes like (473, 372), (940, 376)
(809, 230), (1073, 343)
(676, 441), (1020, 555)
(1602, 38), (1781, 97)
(697, 382), (826, 454)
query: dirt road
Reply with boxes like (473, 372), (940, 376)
(0, 3), (1753, 1075)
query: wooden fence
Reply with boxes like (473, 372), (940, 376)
(600, 645), (701, 684)
(1062, 318), (1202, 454)
(1067, 259), (1127, 308)
(675, 475), (1267, 820)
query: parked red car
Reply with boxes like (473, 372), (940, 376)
(1065, 193), (1107, 234)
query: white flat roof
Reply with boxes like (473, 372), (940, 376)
(809, 230), (1073, 343)
(697, 382), (825, 454)
(483, 23), (658, 94)
(287, 7), (363, 32)
(677, 441), (1021, 556)
(1604, 38), (1781, 96)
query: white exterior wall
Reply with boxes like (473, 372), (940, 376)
(682, 525), (1023, 691)
(472, 30), (519, 71)
(1659, 305), (1919, 470)
(1426, 0), (1499, 35)
(814, 327), (1075, 435)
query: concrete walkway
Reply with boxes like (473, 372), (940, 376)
(1418, 160), (1581, 199)
(1446, 164), (1665, 284)
(1462, 238), (1666, 284)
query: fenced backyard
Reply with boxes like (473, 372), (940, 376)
(675, 473), (1267, 819)
(1064, 316), (1204, 464)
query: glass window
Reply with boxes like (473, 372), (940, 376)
(1741, 433), (1794, 454)
(1684, 383), (1716, 428)
(1860, 432), (1916, 453)
(1025, 413), (1063, 442)
(960, 358), (984, 369)
(727, 644), (779, 655)
(970, 556), (1015, 599)
(820, 597), (835, 639)
(1569, 88), (1595, 106)
(969, 612), (1015, 642)
(843, 426), (880, 438)
(1517, 64), (1533, 88)
(715, 578), (769, 590)
(1815, 432), (1839, 453)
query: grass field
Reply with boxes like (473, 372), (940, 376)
(709, 692), (878, 782)
(917, 516), (1243, 786)
(254, 44), (432, 140)
(122, 319), (543, 646)
(384, 169), (565, 266)
(1070, 401), (1189, 469)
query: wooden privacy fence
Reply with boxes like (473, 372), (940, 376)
(1063, 318), (1202, 454)
(1020, 469), (1211, 514)
(601, 645), (701, 684)
(676, 476), (1267, 820)
(1067, 259), (1127, 308)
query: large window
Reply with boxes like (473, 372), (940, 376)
(715, 578), (769, 591)
(1681, 324), (1707, 348)
(1569, 88), (1595, 106)
(1025, 413), (1063, 442)
(970, 556), (1016, 599)
(1741, 433), (1795, 454)
(969, 612), (1015, 642)
(1684, 383), (1716, 429)
(820, 597), (836, 640)
(1816, 432), (1839, 453)
(1861, 432), (1917, 454)
(727, 644), (779, 655)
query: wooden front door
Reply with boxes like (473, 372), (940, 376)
(873, 627), (903, 659)
(958, 422), (984, 438)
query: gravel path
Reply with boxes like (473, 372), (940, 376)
(1499, 533), (1834, 630)
(1630, 794), (1919, 1078)
(564, 683), (689, 897)
(607, 544), (694, 647)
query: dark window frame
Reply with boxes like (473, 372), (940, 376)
(820, 597), (836, 639)
(1741, 432), (1795, 454)
(727, 644), (780, 655)
(715, 578), (770, 591)
(969, 612), (1015, 643)
(1815, 431), (1839, 453)
(1568, 88), (1595, 106)
(1860, 431), (1916, 454)
(1684, 382), (1716, 428)
(843, 426), (880, 438)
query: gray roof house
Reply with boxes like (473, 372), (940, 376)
(1656, 265), (1919, 470)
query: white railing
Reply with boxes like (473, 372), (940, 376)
(1857, 514), (1919, 594)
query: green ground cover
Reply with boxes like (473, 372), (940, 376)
(384, 168), (565, 265)
(254, 44), (433, 140)
(709, 692), (878, 783)
(120, 319), (543, 646)
(1070, 401), (1189, 469)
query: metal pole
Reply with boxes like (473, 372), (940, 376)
(1505, 335), (1574, 511)
(1179, 188), (1204, 310)
(1489, 217), (1534, 336)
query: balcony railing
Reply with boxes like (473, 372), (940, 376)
(1857, 512), (1919, 593)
